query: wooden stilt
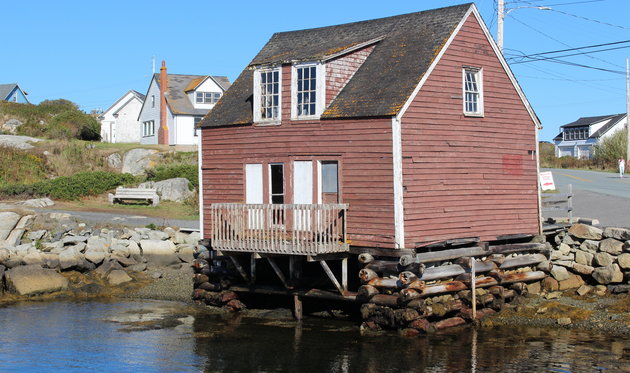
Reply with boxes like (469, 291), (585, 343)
(342, 257), (348, 291)
(320, 260), (344, 295)
(293, 294), (303, 321)
(230, 256), (250, 282)
(471, 257), (477, 321)
(250, 253), (256, 285)
(267, 257), (290, 289)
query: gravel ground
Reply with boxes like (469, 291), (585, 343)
(485, 292), (630, 336)
(122, 265), (194, 303)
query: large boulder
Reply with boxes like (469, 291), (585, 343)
(1, 119), (23, 134)
(138, 178), (194, 202)
(20, 198), (54, 208)
(107, 270), (132, 285)
(139, 240), (179, 266)
(592, 264), (623, 285)
(0, 212), (21, 242)
(618, 253), (630, 269)
(603, 227), (630, 241)
(599, 238), (623, 255)
(121, 149), (160, 176)
(58, 248), (83, 270)
(568, 224), (603, 240)
(5, 265), (69, 295)
(106, 152), (122, 169)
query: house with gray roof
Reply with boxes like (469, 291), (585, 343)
(0, 83), (29, 103)
(99, 90), (145, 143)
(553, 113), (627, 159)
(138, 63), (231, 146)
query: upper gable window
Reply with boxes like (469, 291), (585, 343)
(196, 91), (221, 104)
(291, 63), (325, 120)
(463, 67), (483, 117)
(253, 67), (281, 123)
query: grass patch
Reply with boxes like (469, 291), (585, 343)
(54, 196), (199, 221)
(0, 146), (47, 185)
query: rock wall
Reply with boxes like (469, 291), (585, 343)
(546, 224), (630, 295)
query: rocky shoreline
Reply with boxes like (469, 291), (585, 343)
(1, 209), (629, 337)
(0, 209), (197, 305)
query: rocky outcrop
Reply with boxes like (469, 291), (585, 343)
(5, 265), (69, 295)
(0, 135), (42, 150)
(0, 211), (201, 297)
(138, 178), (194, 202)
(121, 149), (160, 176)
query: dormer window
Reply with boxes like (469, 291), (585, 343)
(291, 63), (325, 119)
(253, 67), (281, 123)
(463, 67), (483, 117)
(196, 91), (222, 104)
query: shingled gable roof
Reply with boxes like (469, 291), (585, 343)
(200, 3), (475, 128)
(152, 74), (232, 116)
(0, 83), (25, 101)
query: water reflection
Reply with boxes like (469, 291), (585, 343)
(0, 301), (627, 372)
(192, 312), (630, 373)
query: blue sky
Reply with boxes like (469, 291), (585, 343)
(2, 0), (629, 141)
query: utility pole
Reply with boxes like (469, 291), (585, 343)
(497, 1), (551, 53)
(497, 0), (505, 53)
(626, 58), (629, 160)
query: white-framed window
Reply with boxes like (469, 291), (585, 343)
(151, 95), (155, 108)
(291, 63), (325, 119)
(463, 67), (483, 116)
(193, 116), (203, 137)
(253, 67), (281, 123)
(195, 91), (222, 104)
(143, 120), (155, 137)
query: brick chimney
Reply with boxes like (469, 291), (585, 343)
(158, 60), (169, 145)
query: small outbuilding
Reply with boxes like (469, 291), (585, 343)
(199, 3), (541, 258)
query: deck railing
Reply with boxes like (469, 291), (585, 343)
(210, 203), (349, 255)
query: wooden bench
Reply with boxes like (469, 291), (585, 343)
(108, 187), (160, 206)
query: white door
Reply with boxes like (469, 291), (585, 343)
(245, 164), (263, 228)
(293, 161), (313, 230)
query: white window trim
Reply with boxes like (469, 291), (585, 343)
(253, 66), (282, 125)
(462, 67), (484, 117)
(291, 62), (326, 120)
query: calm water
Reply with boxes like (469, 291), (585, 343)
(0, 300), (628, 372)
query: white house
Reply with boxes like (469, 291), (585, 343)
(554, 113), (627, 159)
(99, 90), (145, 143)
(138, 61), (231, 146)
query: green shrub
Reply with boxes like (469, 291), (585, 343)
(48, 111), (100, 141)
(146, 164), (198, 189)
(1, 99), (100, 141)
(593, 129), (627, 165)
(0, 171), (136, 200)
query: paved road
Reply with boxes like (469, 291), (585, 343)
(35, 208), (200, 231)
(542, 168), (630, 228)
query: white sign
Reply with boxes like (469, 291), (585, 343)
(539, 171), (556, 191)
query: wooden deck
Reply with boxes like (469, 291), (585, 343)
(210, 203), (349, 255)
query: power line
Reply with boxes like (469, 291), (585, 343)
(511, 40), (630, 58)
(506, 14), (625, 69)
(549, 8), (630, 30)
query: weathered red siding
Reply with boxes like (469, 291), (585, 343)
(325, 45), (376, 105)
(201, 63), (396, 247)
(401, 14), (540, 246)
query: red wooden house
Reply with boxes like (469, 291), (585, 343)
(198, 3), (541, 289)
